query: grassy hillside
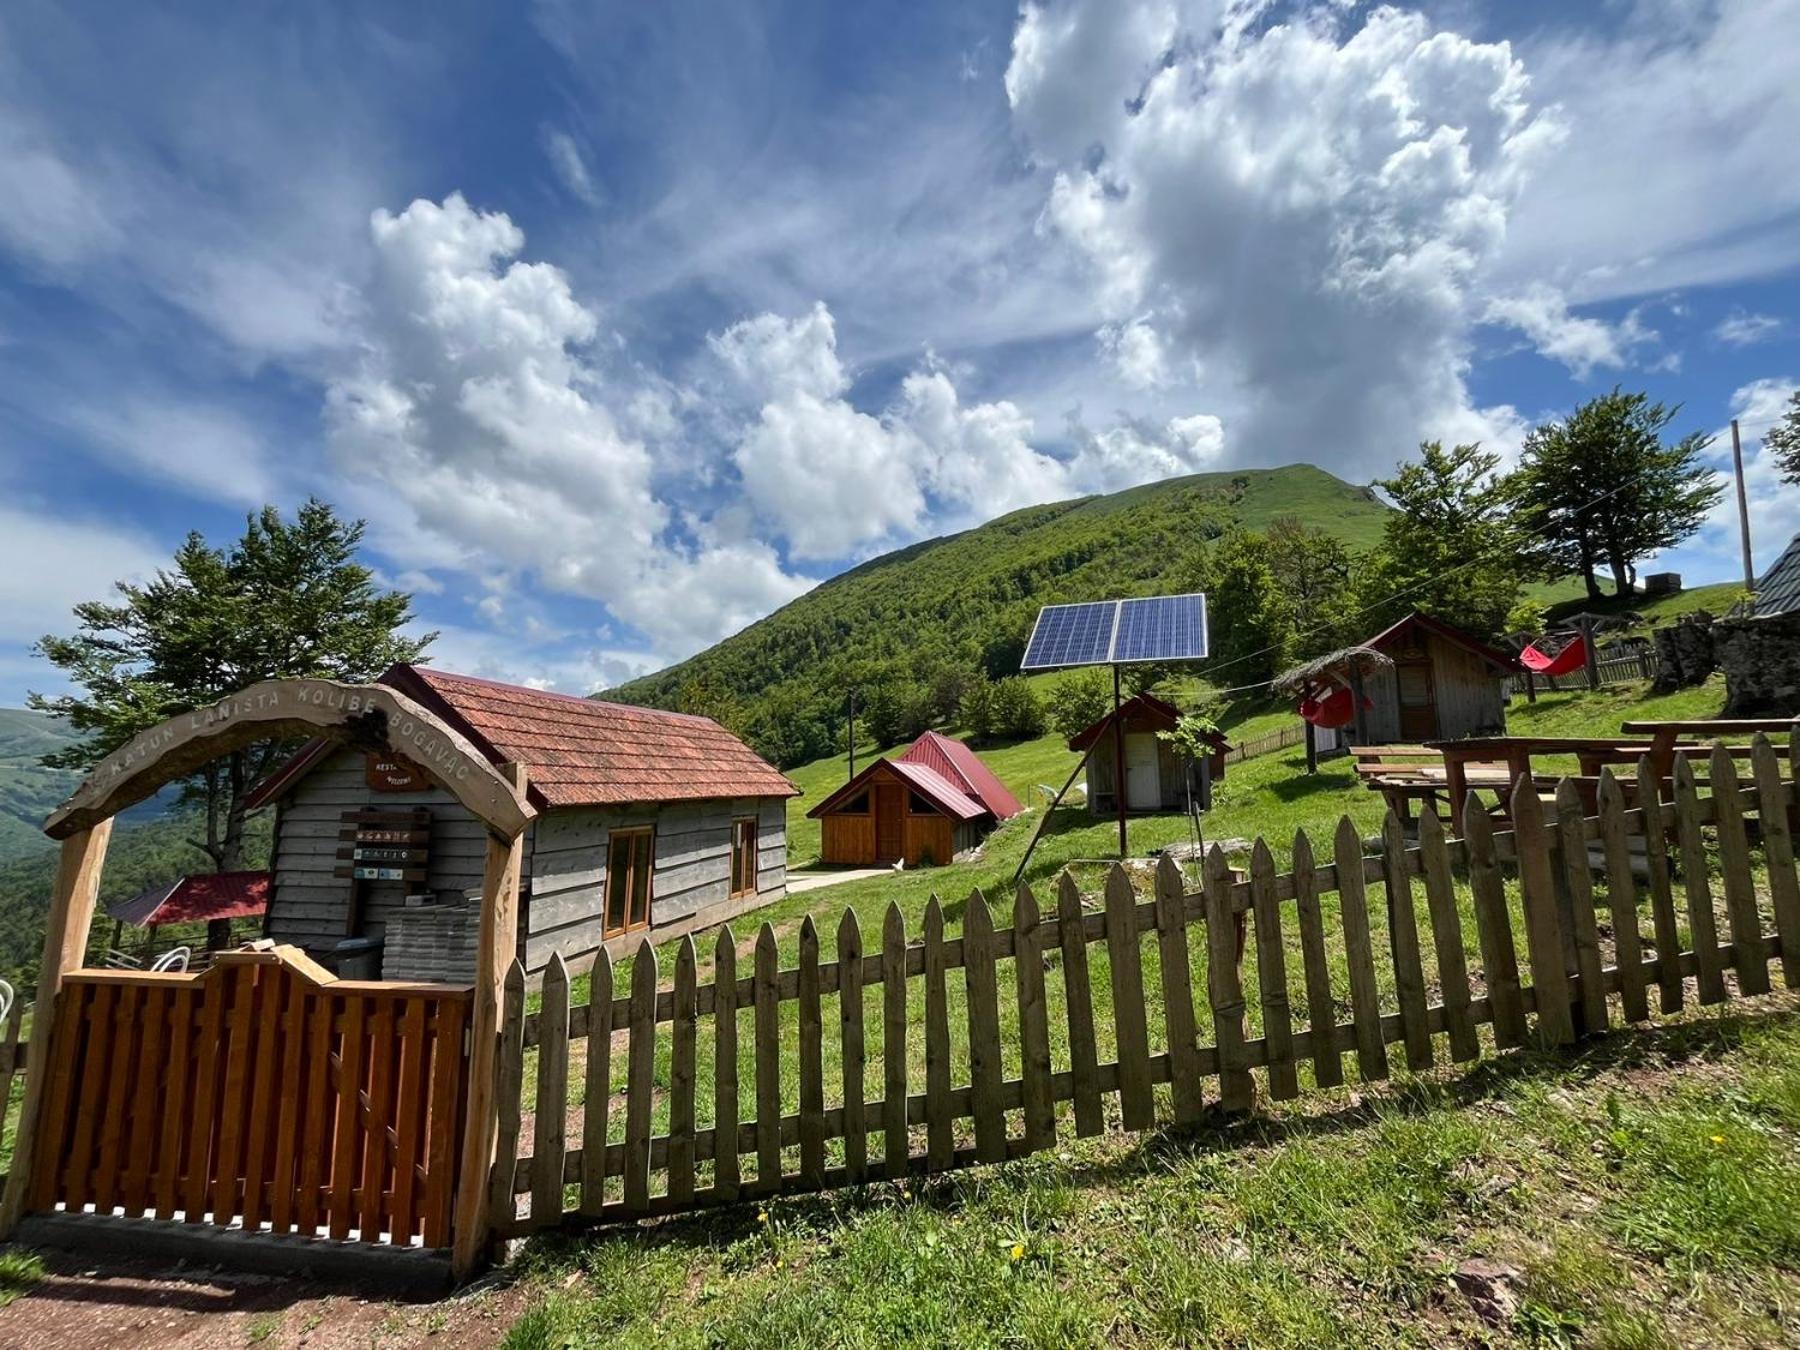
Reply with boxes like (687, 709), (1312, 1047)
(610, 464), (1390, 715)
(0, 708), (84, 861)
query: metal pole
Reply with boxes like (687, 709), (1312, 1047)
(1731, 418), (1756, 592)
(1113, 664), (1128, 858)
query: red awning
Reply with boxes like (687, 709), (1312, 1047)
(109, 871), (270, 928)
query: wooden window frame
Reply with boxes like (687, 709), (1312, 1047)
(730, 817), (759, 899)
(604, 826), (655, 939)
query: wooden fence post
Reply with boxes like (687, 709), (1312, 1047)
(1512, 778), (1575, 1045)
(452, 763), (527, 1279)
(0, 817), (114, 1238)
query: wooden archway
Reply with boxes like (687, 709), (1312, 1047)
(0, 678), (536, 1277)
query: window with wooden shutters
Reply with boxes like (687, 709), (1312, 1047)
(730, 818), (758, 898)
(604, 827), (654, 937)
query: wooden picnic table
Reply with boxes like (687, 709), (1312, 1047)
(1620, 719), (1799, 793)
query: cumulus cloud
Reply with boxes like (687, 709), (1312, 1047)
(1484, 285), (1657, 378)
(325, 193), (813, 661)
(711, 303), (1225, 558)
(0, 504), (165, 657)
(1006, 1), (1556, 476)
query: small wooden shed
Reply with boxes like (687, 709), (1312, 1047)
(1067, 692), (1229, 815)
(808, 731), (1022, 867)
(1355, 612), (1518, 743)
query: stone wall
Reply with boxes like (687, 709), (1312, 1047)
(1652, 610), (1717, 691)
(1716, 612), (1800, 716)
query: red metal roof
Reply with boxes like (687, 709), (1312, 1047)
(110, 871), (270, 928)
(900, 731), (1023, 819)
(248, 664), (797, 811)
(805, 758), (989, 822)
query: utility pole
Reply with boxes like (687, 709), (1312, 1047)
(846, 688), (857, 783)
(1730, 418), (1756, 592)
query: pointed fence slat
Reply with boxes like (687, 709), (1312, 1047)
(710, 934), (738, 1203)
(753, 926), (781, 1194)
(1381, 812), (1434, 1070)
(532, 954), (570, 1227)
(1154, 855), (1205, 1119)
(581, 949), (615, 1214)
(1014, 884), (1057, 1149)
(1105, 865), (1155, 1129)
(625, 941), (659, 1212)
(1250, 840), (1299, 1099)
(1334, 816), (1389, 1080)
(1290, 830), (1342, 1088)
(1419, 810), (1479, 1061)
(838, 910), (868, 1182)
(923, 897), (953, 1172)
(797, 919), (825, 1188)
(1513, 779), (1575, 1045)
(963, 891), (1007, 1163)
(1710, 745), (1770, 995)
(1674, 755), (1726, 1004)
(1058, 872), (1103, 1136)
(1635, 753), (1685, 1014)
(882, 905), (909, 1177)
(1596, 771), (1650, 1023)
(1462, 798), (1526, 1049)
(1751, 735), (1800, 989)
(1205, 846), (1254, 1112)
(488, 963), (526, 1231)
(1554, 780), (1610, 1035)
(669, 937), (698, 1205)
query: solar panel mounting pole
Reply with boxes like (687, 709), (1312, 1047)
(1113, 663), (1128, 858)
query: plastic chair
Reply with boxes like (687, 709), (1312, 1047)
(149, 946), (192, 973)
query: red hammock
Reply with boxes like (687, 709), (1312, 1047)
(1299, 684), (1370, 730)
(1519, 633), (1588, 677)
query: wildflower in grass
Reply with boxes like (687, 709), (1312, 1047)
(1009, 1243), (1025, 1262)
(758, 1209), (769, 1223)
(1710, 1134), (1726, 1145)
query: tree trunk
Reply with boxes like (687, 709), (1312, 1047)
(218, 749), (248, 873)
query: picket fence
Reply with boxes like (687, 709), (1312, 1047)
(490, 736), (1799, 1236)
(1224, 722), (1307, 764)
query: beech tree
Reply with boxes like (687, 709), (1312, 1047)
(1508, 389), (1723, 599)
(31, 499), (432, 872)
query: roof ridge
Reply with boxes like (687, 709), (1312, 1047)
(411, 666), (717, 724)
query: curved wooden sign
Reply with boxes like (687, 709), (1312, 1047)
(43, 678), (535, 841)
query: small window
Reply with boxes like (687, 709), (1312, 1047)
(605, 827), (654, 937)
(909, 791), (938, 815)
(731, 818), (758, 898)
(841, 789), (871, 815)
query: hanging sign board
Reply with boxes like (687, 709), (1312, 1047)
(366, 752), (429, 793)
(335, 806), (432, 884)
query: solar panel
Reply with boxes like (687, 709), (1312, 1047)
(1020, 601), (1119, 670)
(1113, 593), (1209, 664)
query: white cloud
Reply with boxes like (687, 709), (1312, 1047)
(1484, 284), (1657, 378)
(1007, 2), (1553, 480)
(1660, 376), (1800, 582)
(325, 193), (814, 663)
(0, 504), (167, 698)
(540, 127), (602, 206)
(61, 398), (276, 507)
(1714, 310), (1783, 348)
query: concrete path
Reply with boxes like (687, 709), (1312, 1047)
(785, 867), (892, 894)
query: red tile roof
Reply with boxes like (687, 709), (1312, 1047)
(249, 665), (797, 811)
(110, 871), (270, 928)
(900, 731), (1023, 819)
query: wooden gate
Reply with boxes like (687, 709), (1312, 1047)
(28, 946), (471, 1247)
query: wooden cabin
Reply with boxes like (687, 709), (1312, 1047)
(1354, 612), (1518, 743)
(1067, 692), (1229, 815)
(246, 664), (797, 981)
(808, 731), (1022, 867)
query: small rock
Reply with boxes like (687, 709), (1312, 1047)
(1451, 1257), (1522, 1327)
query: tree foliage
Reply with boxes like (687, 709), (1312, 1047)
(1365, 441), (1524, 640)
(1047, 669), (1112, 741)
(1765, 388), (1800, 488)
(30, 499), (431, 872)
(1508, 389), (1723, 599)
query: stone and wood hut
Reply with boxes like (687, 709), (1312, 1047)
(807, 731), (1022, 867)
(246, 664), (797, 981)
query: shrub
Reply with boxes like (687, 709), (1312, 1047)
(990, 676), (1047, 740)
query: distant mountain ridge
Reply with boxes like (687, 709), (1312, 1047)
(608, 463), (1390, 714)
(0, 707), (86, 859)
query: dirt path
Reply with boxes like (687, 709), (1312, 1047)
(0, 1248), (536, 1350)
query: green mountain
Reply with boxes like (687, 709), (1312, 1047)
(0, 708), (86, 861)
(609, 464), (1390, 760)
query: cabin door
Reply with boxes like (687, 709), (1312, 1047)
(1396, 660), (1439, 741)
(874, 782), (904, 862)
(1124, 734), (1161, 811)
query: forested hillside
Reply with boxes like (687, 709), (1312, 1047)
(0, 708), (85, 860)
(608, 464), (1390, 766)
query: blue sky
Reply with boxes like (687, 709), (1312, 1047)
(2, 0), (1798, 704)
